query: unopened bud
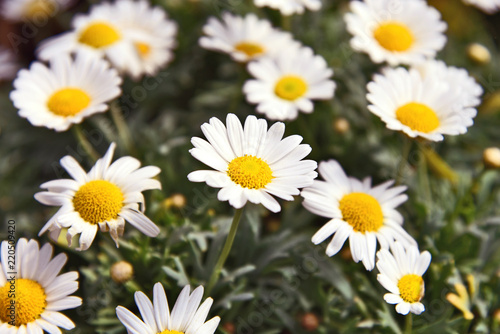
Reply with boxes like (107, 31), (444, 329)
(163, 193), (187, 209)
(494, 309), (500, 323)
(110, 261), (134, 284)
(265, 218), (281, 233)
(467, 43), (491, 65)
(333, 118), (350, 134)
(222, 322), (235, 333)
(483, 147), (500, 169)
(300, 312), (320, 331)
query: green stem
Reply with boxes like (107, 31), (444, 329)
(418, 147), (432, 204)
(228, 65), (247, 115)
(72, 124), (99, 163)
(110, 101), (136, 155)
(395, 136), (412, 185)
(205, 207), (244, 296)
(404, 313), (413, 334)
(281, 15), (292, 31)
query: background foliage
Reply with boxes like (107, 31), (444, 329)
(1, 0), (500, 333)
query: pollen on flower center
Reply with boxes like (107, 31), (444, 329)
(234, 41), (265, 58)
(73, 180), (124, 224)
(47, 88), (91, 117)
(396, 102), (440, 133)
(373, 22), (414, 52)
(274, 75), (308, 101)
(79, 22), (121, 48)
(158, 330), (184, 334)
(398, 274), (424, 303)
(0, 278), (47, 326)
(135, 42), (151, 57)
(339, 192), (384, 233)
(227, 155), (273, 189)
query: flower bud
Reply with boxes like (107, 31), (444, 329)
(110, 261), (134, 284)
(300, 312), (320, 331)
(467, 43), (491, 65)
(333, 118), (350, 134)
(483, 147), (500, 169)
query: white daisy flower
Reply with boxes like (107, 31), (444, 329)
(243, 46), (336, 121)
(463, 0), (500, 14)
(0, 238), (82, 333)
(116, 283), (220, 334)
(1, 0), (73, 22)
(10, 52), (121, 132)
(37, 1), (142, 76)
(345, 0), (447, 66)
(415, 59), (483, 108)
(376, 242), (431, 315)
(301, 160), (416, 271)
(0, 47), (19, 82)
(188, 113), (318, 213)
(366, 67), (477, 142)
(111, 0), (178, 79)
(199, 12), (298, 63)
(35, 142), (162, 251)
(254, 0), (322, 16)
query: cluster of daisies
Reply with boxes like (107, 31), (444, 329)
(8, 0), (177, 131)
(0, 0), (489, 332)
(346, 0), (483, 142)
(200, 12), (336, 121)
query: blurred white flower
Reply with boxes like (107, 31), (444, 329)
(254, 0), (322, 16)
(367, 67), (477, 141)
(109, 0), (178, 79)
(244, 46), (335, 121)
(37, 2), (143, 77)
(0, 47), (19, 82)
(199, 12), (299, 62)
(463, 0), (500, 14)
(10, 52), (121, 131)
(1, 0), (74, 22)
(345, 0), (447, 66)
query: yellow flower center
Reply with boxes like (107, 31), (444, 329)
(396, 102), (440, 133)
(398, 274), (424, 303)
(158, 331), (184, 334)
(47, 88), (91, 117)
(73, 180), (124, 224)
(0, 279), (47, 326)
(25, 0), (56, 19)
(339, 193), (384, 233)
(373, 22), (414, 52)
(135, 42), (151, 57)
(227, 155), (273, 189)
(78, 22), (121, 49)
(234, 41), (265, 58)
(274, 76), (308, 101)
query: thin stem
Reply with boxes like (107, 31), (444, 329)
(228, 67), (247, 115)
(404, 313), (413, 334)
(396, 136), (412, 185)
(206, 207), (244, 296)
(281, 15), (292, 31)
(72, 124), (99, 163)
(110, 101), (136, 155)
(418, 147), (432, 204)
